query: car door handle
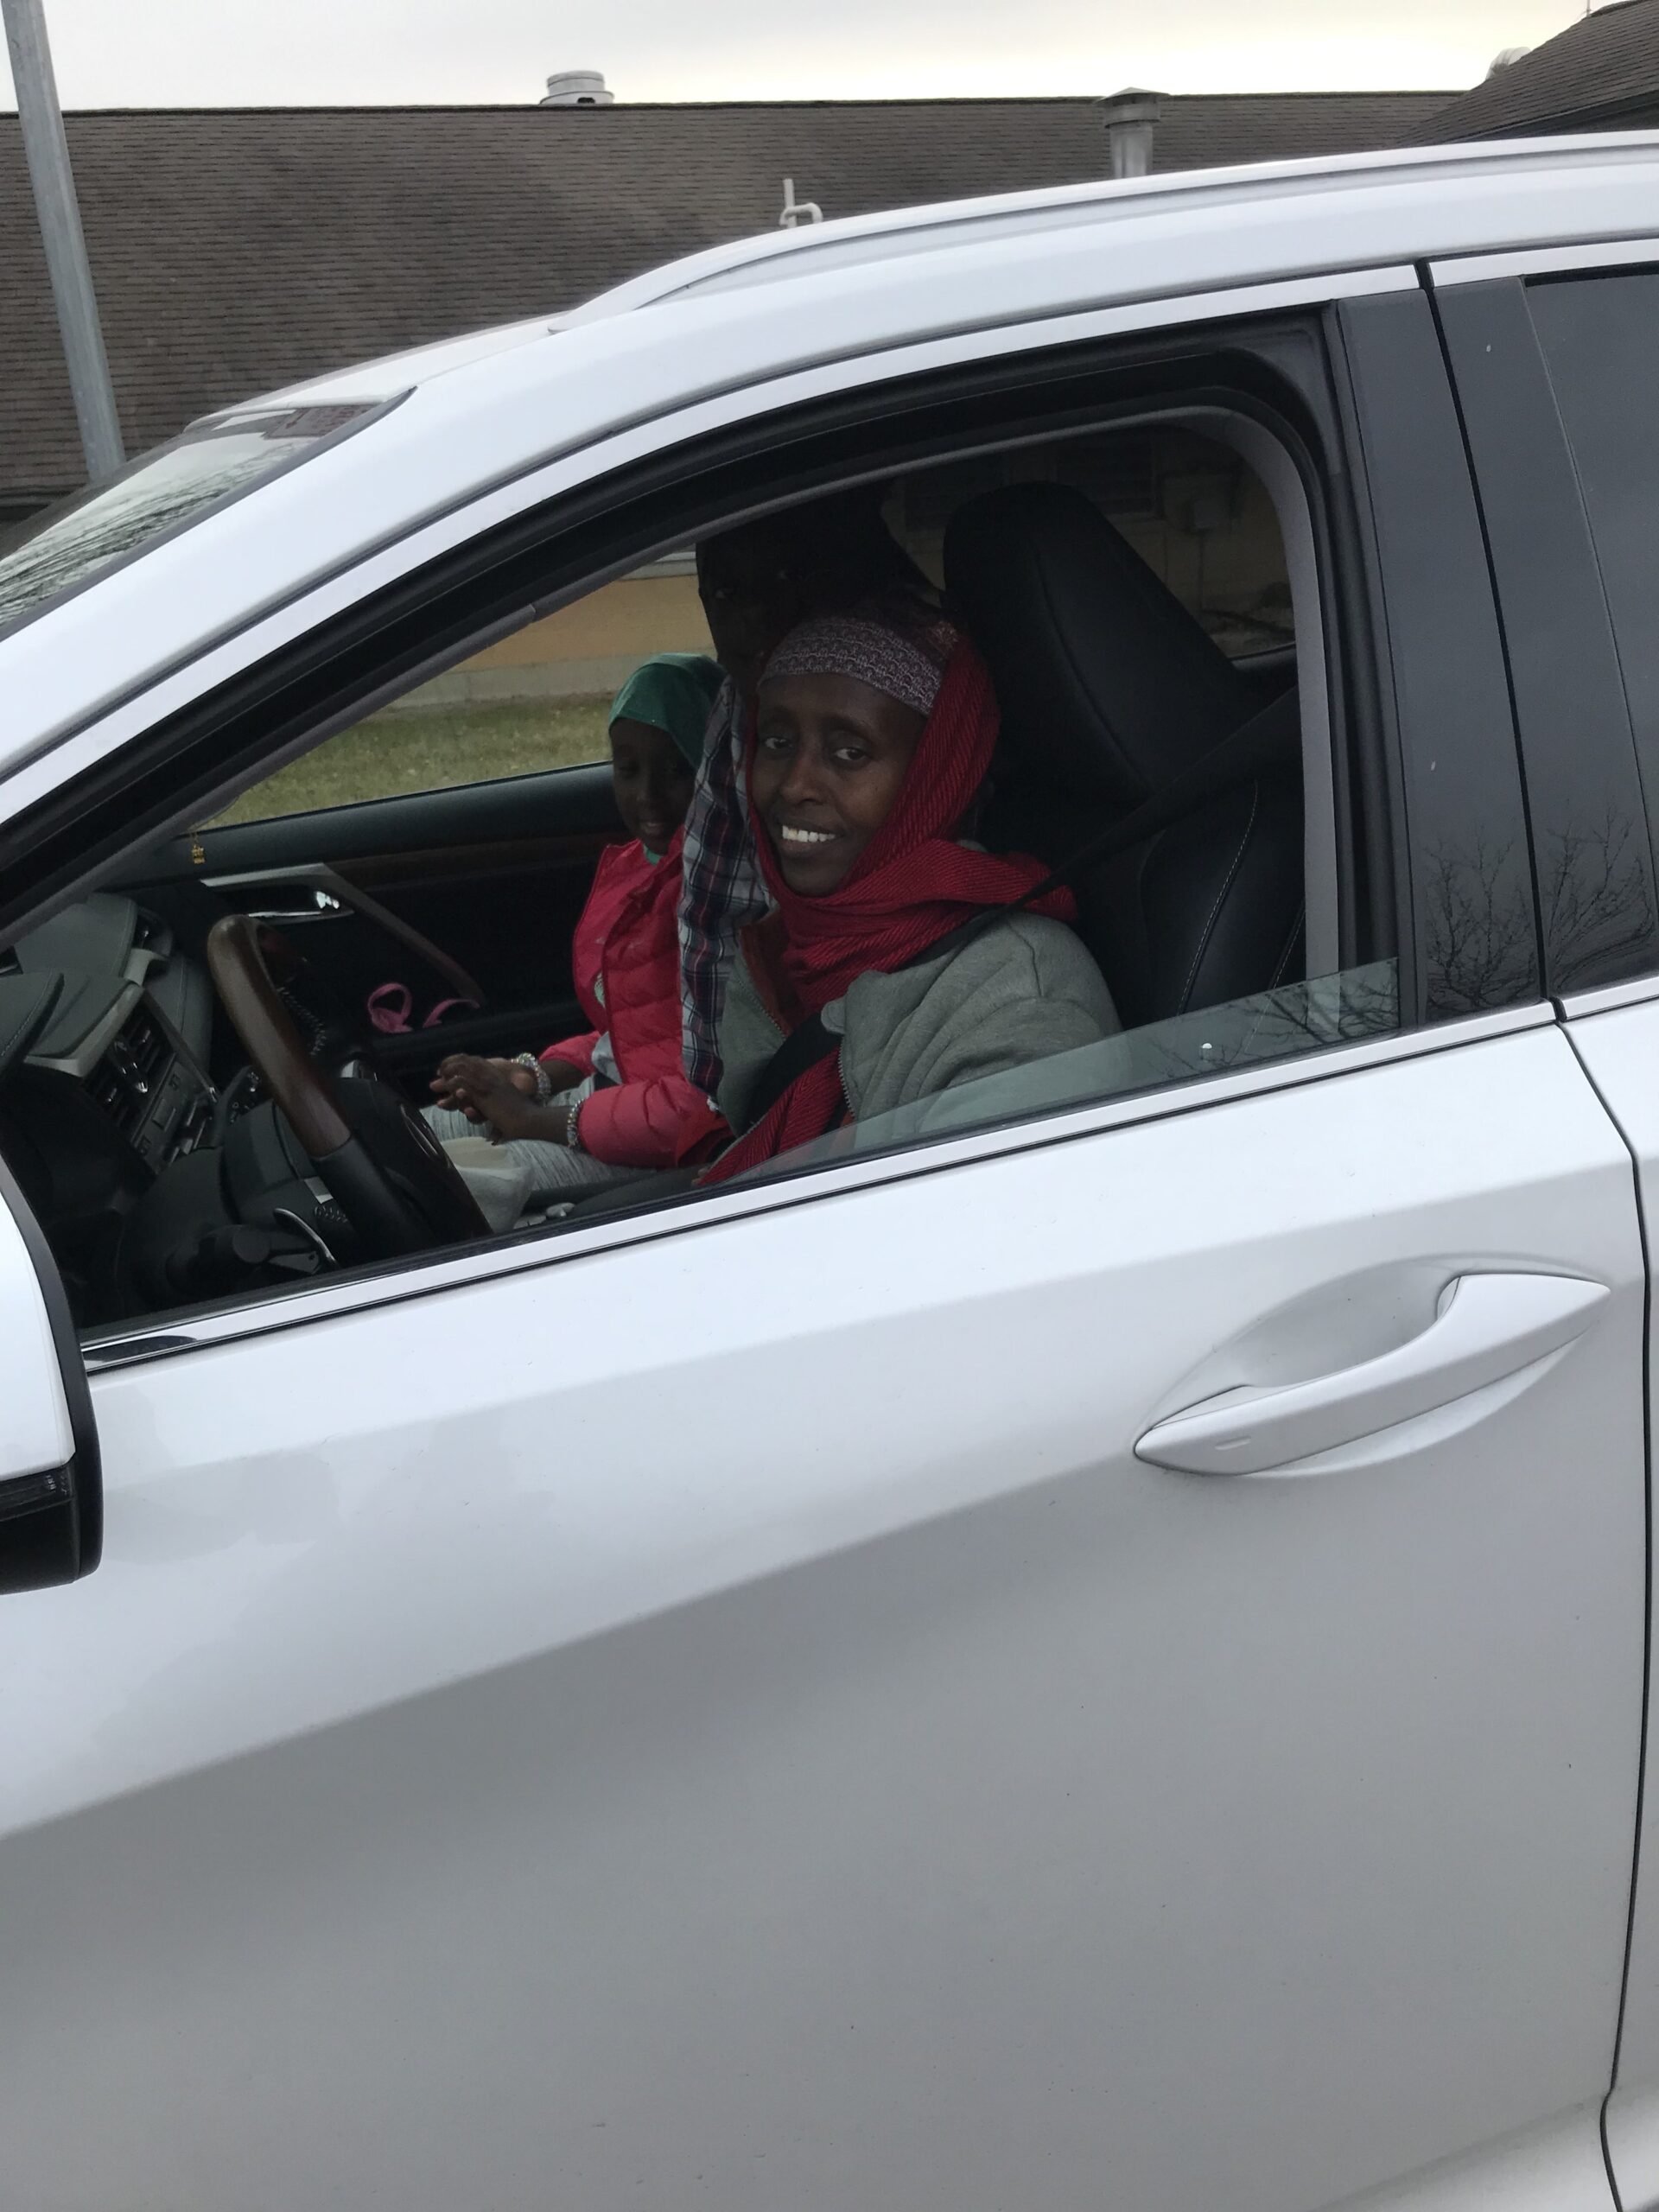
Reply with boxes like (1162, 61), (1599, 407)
(1135, 1272), (1609, 1476)
(245, 890), (347, 925)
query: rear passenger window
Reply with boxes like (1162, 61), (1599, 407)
(1529, 271), (1659, 854)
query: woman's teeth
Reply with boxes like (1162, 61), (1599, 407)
(779, 824), (835, 845)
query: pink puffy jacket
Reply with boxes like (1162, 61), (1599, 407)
(540, 830), (727, 1170)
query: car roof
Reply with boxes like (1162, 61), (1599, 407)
(5, 130), (1659, 776)
(261, 131), (1659, 404)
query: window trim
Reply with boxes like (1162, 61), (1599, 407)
(1560, 974), (1659, 1023)
(1430, 236), (1659, 289)
(1188, 404), (1338, 976)
(82, 998), (1554, 1374)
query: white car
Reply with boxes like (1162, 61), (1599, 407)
(4, 134), (1659, 2212)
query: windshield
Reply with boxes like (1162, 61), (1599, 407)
(0, 398), (393, 636)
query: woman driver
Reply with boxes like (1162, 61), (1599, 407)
(702, 605), (1117, 1180)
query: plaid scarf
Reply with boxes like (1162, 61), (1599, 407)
(677, 677), (772, 1094)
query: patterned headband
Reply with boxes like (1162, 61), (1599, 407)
(760, 612), (954, 720)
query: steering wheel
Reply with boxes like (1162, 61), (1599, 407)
(206, 913), (489, 1258)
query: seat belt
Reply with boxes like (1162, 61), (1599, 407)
(736, 687), (1298, 1134)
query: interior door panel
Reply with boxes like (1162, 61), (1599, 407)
(117, 764), (625, 1054)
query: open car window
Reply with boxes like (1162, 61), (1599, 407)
(2, 300), (1496, 1353)
(209, 423), (1293, 831)
(210, 553), (713, 826)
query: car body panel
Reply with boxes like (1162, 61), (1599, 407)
(1564, 1003), (1659, 2212)
(0, 1023), (1645, 2211)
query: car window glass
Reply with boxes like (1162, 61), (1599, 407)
(1527, 271), (1659, 875)
(0, 402), (388, 636)
(763, 962), (1401, 1175)
(210, 552), (714, 826)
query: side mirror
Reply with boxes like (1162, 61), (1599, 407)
(0, 1155), (101, 1595)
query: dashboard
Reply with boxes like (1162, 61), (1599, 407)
(8, 889), (214, 1068)
(2, 885), (503, 1331)
(0, 893), (220, 1325)
(0, 888), (436, 1330)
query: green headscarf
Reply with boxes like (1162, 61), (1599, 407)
(609, 652), (724, 769)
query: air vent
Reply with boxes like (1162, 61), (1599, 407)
(88, 1061), (140, 1138)
(91, 1003), (170, 1142)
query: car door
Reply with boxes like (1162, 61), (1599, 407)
(1440, 246), (1659, 2212)
(0, 1013), (1640, 2212)
(0, 282), (1646, 2212)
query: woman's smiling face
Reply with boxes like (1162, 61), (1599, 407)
(751, 671), (926, 895)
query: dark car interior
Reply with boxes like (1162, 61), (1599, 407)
(0, 420), (1309, 1338)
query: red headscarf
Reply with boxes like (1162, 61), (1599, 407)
(701, 626), (1075, 1182)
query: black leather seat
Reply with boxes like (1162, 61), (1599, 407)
(944, 481), (1305, 1032)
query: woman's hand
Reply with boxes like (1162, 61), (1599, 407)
(429, 1053), (536, 1119)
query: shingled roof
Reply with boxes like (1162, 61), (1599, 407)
(0, 92), (1450, 507)
(1412, 0), (1659, 141)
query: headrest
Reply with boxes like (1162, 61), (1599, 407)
(944, 480), (1251, 810)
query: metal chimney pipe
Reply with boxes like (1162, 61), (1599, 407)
(541, 69), (613, 107)
(2, 0), (124, 482)
(1100, 88), (1163, 181)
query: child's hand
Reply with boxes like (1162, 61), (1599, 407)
(439, 1056), (546, 1142)
(430, 1054), (536, 1119)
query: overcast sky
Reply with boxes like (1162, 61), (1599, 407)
(0, 0), (1592, 108)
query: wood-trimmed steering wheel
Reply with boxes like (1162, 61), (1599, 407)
(206, 913), (490, 1257)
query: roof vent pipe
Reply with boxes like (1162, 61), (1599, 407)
(542, 70), (613, 106)
(1100, 87), (1162, 179)
(779, 177), (823, 227)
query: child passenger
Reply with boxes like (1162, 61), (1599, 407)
(426, 652), (726, 1227)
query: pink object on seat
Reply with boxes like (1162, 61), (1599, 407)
(366, 982), (413, 1033)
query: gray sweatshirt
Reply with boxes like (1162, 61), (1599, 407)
(715, 912), (1120, 1151)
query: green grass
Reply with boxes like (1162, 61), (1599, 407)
(209, 697), (613, 826)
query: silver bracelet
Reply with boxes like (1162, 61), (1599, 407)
(563, 1094), (585, 1152)
(513, 1052), (556, 1104)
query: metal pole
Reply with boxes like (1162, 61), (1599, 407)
(3, 0), (124, 482)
